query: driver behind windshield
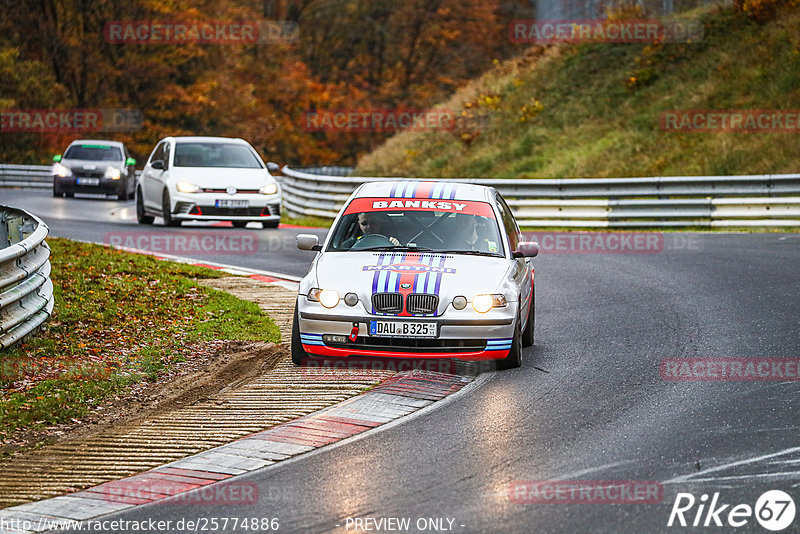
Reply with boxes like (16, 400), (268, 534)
(343, 212), (401, 248)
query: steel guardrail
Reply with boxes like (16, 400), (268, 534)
(0, 206), (53, 350)
(3, 163), (800, 227)
(0, 164), (53, 189)
(279, 166), (800, 228)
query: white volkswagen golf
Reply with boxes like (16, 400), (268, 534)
(136, 136), (282, 228)
(293, 180), (539, 370)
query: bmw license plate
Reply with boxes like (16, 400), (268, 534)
(216, 199), (249, 208)
(77, 177), (100, 186)
(370, 321), (437, 338)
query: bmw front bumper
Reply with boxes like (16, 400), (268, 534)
(297, 298), (518, 361)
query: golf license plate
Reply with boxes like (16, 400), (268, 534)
(216, 199), (249, 208)
(370, 320), (437, 338)
(77, 177), (100, 186)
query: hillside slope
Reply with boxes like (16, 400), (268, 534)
(356, 3), (800, 178)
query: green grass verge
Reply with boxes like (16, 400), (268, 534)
(0, 238), (280, 444)
(356, 3), (800, 179)
(281, 214), (334, 228)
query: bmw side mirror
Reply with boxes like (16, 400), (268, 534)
(151, 160), (165, 170)
(513, 241), (539, 258)
(53, 154), (62, 162)
(297, 234), (321, 251)
(267, 162), (280, 174)
(126, 157), (136, 166)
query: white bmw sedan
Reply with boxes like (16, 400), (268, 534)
(293, 180), (539, 370)
(136, 136), (282, 228)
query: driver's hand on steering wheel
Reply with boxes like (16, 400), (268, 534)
(388, 236), (400, 246)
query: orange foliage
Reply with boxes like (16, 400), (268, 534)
(0, 0), (531, 165)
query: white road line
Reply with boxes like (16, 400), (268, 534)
(664, 446), (800, 484)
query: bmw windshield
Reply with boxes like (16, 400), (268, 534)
(327, 197), (505, 257)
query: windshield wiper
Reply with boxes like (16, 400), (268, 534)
(357, 246), (434, 252)
(438, 250), (503, 257)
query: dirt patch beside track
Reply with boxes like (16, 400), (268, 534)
(1, 340), (282, 458)
(0, 276), (392, 508)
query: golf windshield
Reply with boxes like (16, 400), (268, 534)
(174, 142), (263, 168)
(327, 199), (505, 256)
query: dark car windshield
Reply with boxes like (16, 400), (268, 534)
(327, 205), (505, 257)
(64, 145), (123, 161)
(174, 142), (263, 168)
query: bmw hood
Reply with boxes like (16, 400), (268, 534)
(171, 167), (274, 189)
(313, 251), (512, 315)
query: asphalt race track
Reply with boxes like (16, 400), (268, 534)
(5, 188), (800, 533)
(1, 189), (328, 279)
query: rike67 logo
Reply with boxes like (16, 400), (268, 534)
(668, 490), (795, 531)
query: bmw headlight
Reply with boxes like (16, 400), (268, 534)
(176, 181), (201, 193)
(104, 167), (121, 180)
(53, 163), (72, 178)
(308, 288), (340, 308)
(259, 182), (279, 195)
(472, 294), (507, 313)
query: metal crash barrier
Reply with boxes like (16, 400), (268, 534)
(279, 167), (800, 228)
(3, 163), (800, 227)
(0, 206), (53, 350)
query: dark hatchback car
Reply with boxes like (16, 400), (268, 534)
(52, 140), (137, 199)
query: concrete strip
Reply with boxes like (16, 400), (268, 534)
(186, 451), (274, 471)
(322, 409), (397, 424)
(158, 461), (247, 476)
(227, 438), (314, 456)
(9, 495), (132, 521)
(216, 445), (290, 462)
(364, 392), (435, 408)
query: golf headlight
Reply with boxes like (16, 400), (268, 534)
(472, 294), (507, 313)
(176, 181), (201, 193)
(308, 288), (340, 308)
(259, 183), (278, 195)
(53, 163), (72, 178)
(104, 167), (121, 180)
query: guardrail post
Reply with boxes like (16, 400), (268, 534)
(7, 214), (22, 245)
(0, 212), (8, 248)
